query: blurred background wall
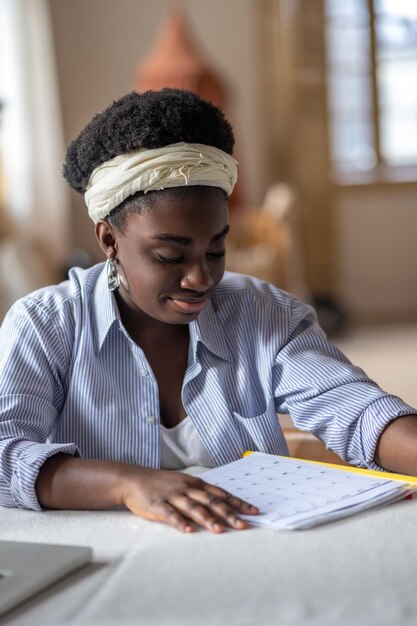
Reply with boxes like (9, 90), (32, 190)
(0, 0), (417, 329)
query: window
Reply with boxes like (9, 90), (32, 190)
(325, 0), (417, 175)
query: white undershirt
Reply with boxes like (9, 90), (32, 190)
(160, 417), (216, 470)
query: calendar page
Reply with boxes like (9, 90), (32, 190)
(201, 452), (415, 530)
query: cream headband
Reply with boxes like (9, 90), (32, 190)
(84, 142), (238, 223)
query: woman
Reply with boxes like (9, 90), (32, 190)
(1, 88), (416, 533)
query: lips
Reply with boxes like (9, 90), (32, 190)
(169, 297), (209, 314)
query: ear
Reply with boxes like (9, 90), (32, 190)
(95, 220), (118, 259)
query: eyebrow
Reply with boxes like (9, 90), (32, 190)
(150, 224), (230, 246)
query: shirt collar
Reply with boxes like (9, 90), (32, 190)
(93, 264), (121, 351)
(190, 298), (232, 362)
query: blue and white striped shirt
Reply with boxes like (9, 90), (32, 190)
(0, 264), (415, 510)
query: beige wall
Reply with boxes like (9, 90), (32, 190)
(48, 0), (263, 261)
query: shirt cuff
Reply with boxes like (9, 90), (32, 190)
(359, 395), (417, 471)
(10, 441), (82, 510)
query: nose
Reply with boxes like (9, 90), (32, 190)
(180, 259), (214, 292)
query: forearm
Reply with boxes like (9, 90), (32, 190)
(35, 453), (129, 510)
(374, 415), (417, 476)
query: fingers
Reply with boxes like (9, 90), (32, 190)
(204, 484), (259, 515)
(153, 500), (196, 534)
(166, 482), (259, 533)
(185, 489), (255, 531)
(152, 496), (233, 534)
(173, 494), (238, 533)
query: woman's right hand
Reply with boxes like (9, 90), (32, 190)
(36, 455), (258, 533)
(117, 466), (259, 533)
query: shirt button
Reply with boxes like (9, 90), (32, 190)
(146, 416), (157, 424)
(140, 368), (149, 377)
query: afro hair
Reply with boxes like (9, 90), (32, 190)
(63, 88), (235, 194)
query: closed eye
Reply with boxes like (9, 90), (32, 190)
(157, 254), (183, 265)
(157, 250), (225, 264)
(206, 250), (226, 259)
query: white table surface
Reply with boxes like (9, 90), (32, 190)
(1, 488), (417, 625)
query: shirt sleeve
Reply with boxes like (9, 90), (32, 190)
(0, 299), (81, 510)
(272, 299), (417, 469)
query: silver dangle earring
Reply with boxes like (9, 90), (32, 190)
(106, 258), (121, 291)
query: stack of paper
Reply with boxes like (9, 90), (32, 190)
(202, 452), (416, 530)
